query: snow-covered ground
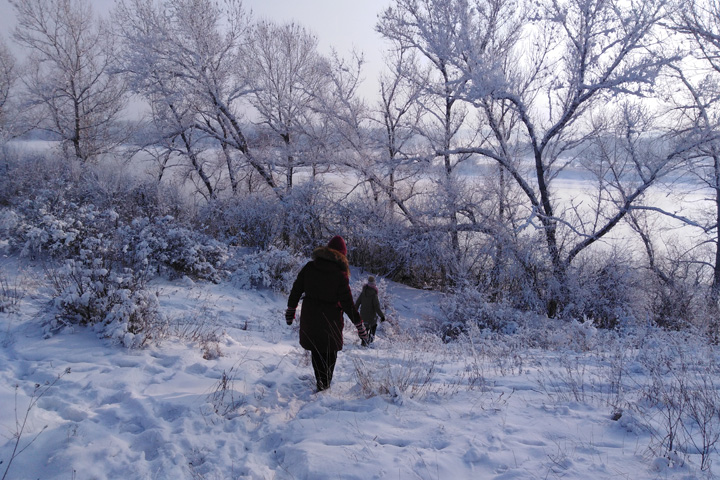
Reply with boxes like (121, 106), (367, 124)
(0, 256), (718, 479)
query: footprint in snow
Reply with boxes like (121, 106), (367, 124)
(130, 428), (166, 461)
(185, 363), (208, 374)
(37, 396), (88, 422)
(259, 377), (275, 388)
(154, 354), (182, 368)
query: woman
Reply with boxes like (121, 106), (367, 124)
(285, 236), (369, 391)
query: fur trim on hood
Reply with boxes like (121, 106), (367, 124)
(312, 246), (350, 275)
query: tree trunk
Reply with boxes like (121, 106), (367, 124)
(711, 152), (720, 304)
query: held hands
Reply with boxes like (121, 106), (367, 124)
(285, 308), (296, 325)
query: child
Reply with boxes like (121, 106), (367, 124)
(354, 276), (386, 343)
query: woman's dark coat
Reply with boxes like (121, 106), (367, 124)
(288, 246), (363, 352)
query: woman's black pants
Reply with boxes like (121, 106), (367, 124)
(310, 348), (337, 391)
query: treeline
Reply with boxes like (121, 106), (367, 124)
(2, 0), (720, 337)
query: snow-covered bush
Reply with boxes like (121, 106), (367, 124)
(637, 364), (720, 471)
(199, 181), (335, 253)
(480, 250), (543, 313)
(553, 318), (600, 351)
(1, 150), (186, 224)
(121, 216), (229, 283)
(438, 285), (524, 341)
(0, 152), (78, 209)
(199, 194), (281, 248)
(229, 247), (304, 292)
(281, 181), (335, 252)
(0, 207), (18, 240)
(648, 280), (697, 331)
(47, 240), (164, 348)
(341, 197), (440, 287)
(100, 286), (165, 348)
(75, 162), (180, 222)
(560, 254), (644, 329)
(360, 229), (452, 289)
(343, 204), (409, 277)
(0, 271), (22, 314)
(343, 195), (546, 305)
(10, 193), (228, 283)
(12, 201), (119, 259)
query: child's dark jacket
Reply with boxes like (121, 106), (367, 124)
(355, 284), (384, 328)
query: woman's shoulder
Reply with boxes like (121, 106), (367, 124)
(312, 246), (350, 274)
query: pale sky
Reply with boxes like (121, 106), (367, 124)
(245, 0), (392, 99)
(0, 0), (393, 100)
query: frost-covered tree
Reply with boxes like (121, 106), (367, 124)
(150, 93), (218, 200)
(245, 21), (329, 194)
(0, 37), (17, 141)
(663, 0), (720, 303)
(378, 0), (691, 315)
(114, 0), (278, 198)
(370, 49), (425, 220)
(339, 48), (427, 233)
(10, 0), (128, 162)
(377, 0), (501, 256)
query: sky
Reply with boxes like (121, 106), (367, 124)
(0, 0), (393, 100)
(244, 0), (392, 99)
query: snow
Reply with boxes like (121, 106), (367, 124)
(0, 257), (717, 479)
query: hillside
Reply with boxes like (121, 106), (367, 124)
(1, 254), (718, 480)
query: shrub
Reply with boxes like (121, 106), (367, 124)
(633, 334), (720, 471)
(0, 152), (79, 209)
(229, 247), (304, 292)
(45, 236), (164, 348)
(0, 207), (18, 239)
(205, 364), (245, 419)
(12, 202), (119, 259)
(10, 192), (228, 283)
(1, 150), (184, 224)
(438, 285), (523, 341)
(358, 229), (453, 289)
(0, 271), (23, 314)
(648, 280), (696, 331)
(351, 350), (437, 401)
(281, 181), (335, 252)
(473, 233), (548, 313)
(199, 194), (281, 248)
(199, 181), (336, 253)
(122, 216), (229, 283)
(561, 254), (644, 329)
(75, 162), (176, 222)
(341, 196), (448, 288)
